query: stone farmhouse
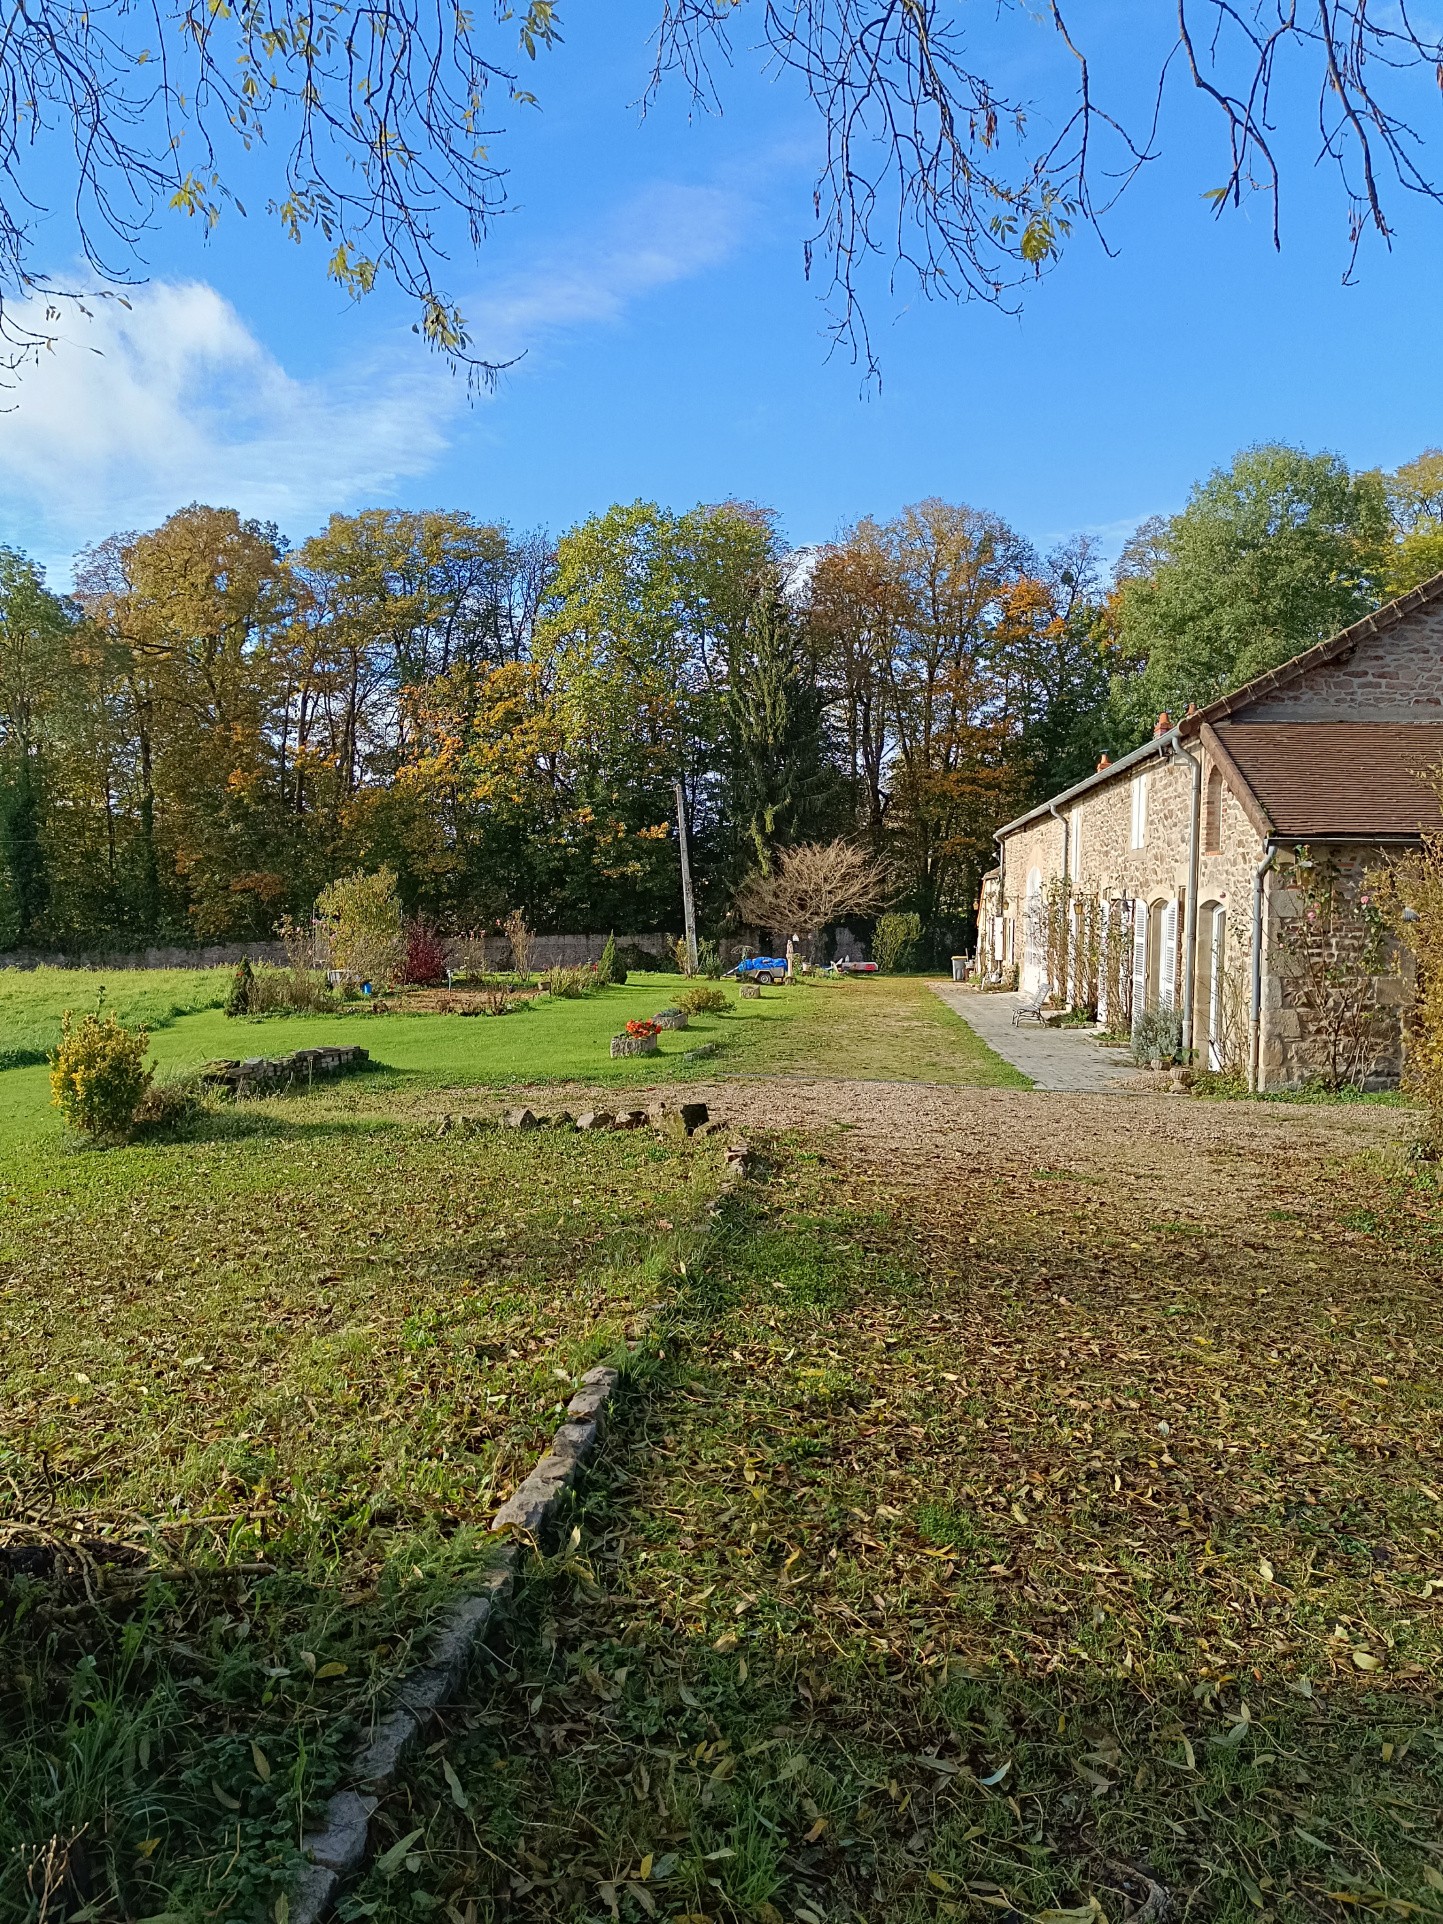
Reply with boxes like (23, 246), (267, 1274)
(980, 575), (1443, 1090)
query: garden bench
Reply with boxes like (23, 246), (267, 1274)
(1013, 983), (1053, 1026)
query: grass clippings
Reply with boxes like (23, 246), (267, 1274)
(348, 1119), (1443, 1924)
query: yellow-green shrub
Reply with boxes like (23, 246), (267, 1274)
(676, 984), (730, 1015)
(49, 1007), (154, 1141)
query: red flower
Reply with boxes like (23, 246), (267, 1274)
(625, 1018), (661, 1039)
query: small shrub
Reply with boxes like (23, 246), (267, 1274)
(1132, 1005), (1184, 1065)
(50, 1004), (154, 1140)
(399, 917), (449, 988)
(316, 867), (405, 988)
(541, 964), (598, 998)
(676, 984), (729, 1015)
(225, 956), (255, 1017)
(246, 963), (334, 1016)
(874, 911), (923, 974)
(674, 936), (696, 977)
(696, 937), (723, 978)
(447, 927), (489, 978)
(597, 933), (627, 986)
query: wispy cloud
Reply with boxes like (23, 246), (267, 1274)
(0, 280), (456, 573)
(467, 182), (745, 364)
(0, 179), (747, 575)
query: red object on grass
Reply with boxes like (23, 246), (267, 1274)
(399, 918), (449, 987)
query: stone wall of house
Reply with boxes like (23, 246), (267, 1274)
(987, 603), (1443, 1085)
(995, 742), (1315, 1075)
(1244, 603), (1443, 720)
(996, 747), (1266, 1020)
(1261, 846), (1413, 1090)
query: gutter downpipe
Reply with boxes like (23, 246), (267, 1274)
(1167, 728), (1204, 1056)
(1250, 841), (1279, 1094)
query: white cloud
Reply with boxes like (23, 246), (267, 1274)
(469, 183), (745, 363)
(0, 180), (746, 575)
(0, 280), (457, 572)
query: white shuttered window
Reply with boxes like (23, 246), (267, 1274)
(1130, 775), (1148, 850)
(1160, 899), (1178, 1009)
(1130, 901), (1148, 1026)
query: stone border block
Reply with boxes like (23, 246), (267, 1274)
(489, 1365), (620, 1536)
(290, 1368), (624, 1924)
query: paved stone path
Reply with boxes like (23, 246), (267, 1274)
(930, 983), (1140, 1093)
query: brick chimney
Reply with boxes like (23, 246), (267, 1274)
(1153, 711), (1171, 737)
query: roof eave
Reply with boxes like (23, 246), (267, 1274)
(994, 734), (1170, 842)
(1268, 830), (1428, 846)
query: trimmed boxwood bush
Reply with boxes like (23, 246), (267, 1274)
(50, 1005), (154, 1141)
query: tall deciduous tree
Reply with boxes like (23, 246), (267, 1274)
(720, 568), (838, 878)
(1382, 451), (1443, 598)
(1109, 444), (1391, 744)
(0, 551), (79, 944)
(807, 499), (1034, 940)
(76, 505), (289, 937)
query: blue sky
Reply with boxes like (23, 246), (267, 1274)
(2, 2), (1441, 581)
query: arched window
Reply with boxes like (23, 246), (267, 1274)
(1203, 765), (1224, 854)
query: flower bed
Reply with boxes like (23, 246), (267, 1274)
(611, 1018), (661, 1059)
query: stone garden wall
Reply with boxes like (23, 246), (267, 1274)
(0, 932), (678, 973)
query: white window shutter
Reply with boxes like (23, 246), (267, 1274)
(1160, 899), (1178, 1009)
(1130, 900), (1148, 1025)
(1131, 775), (1148, 849)
(1209, 905), (1226, 1070)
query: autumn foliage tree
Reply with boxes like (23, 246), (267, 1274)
(5, 447), (1441, 958)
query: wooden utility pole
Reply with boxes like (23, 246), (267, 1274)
(674, 777), (699, 973)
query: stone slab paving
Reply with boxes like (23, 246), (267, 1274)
(930, 982), (1140, 1093)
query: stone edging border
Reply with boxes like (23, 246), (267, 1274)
(290, 1134), (753, 1924)
(291, 1364), (619, 1924)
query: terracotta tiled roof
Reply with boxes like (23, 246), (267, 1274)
(1214, 721), (1443, 839)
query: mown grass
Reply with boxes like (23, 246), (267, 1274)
(0, 971), (1024, 1150)
(352, 1129), (1443, 1924)
(0, 1087), (724, 1921)
(0, 966), (230, 1070)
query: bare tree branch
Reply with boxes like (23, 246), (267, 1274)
(1, 0), (1441, 385)
(735, 837), (891, 934)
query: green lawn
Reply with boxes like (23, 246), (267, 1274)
(0, 1087), (722, 1922)
(0, 968), (1024, 1148)
(0, 962), (1024, 1918)
(0, 964), (230, 1069)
